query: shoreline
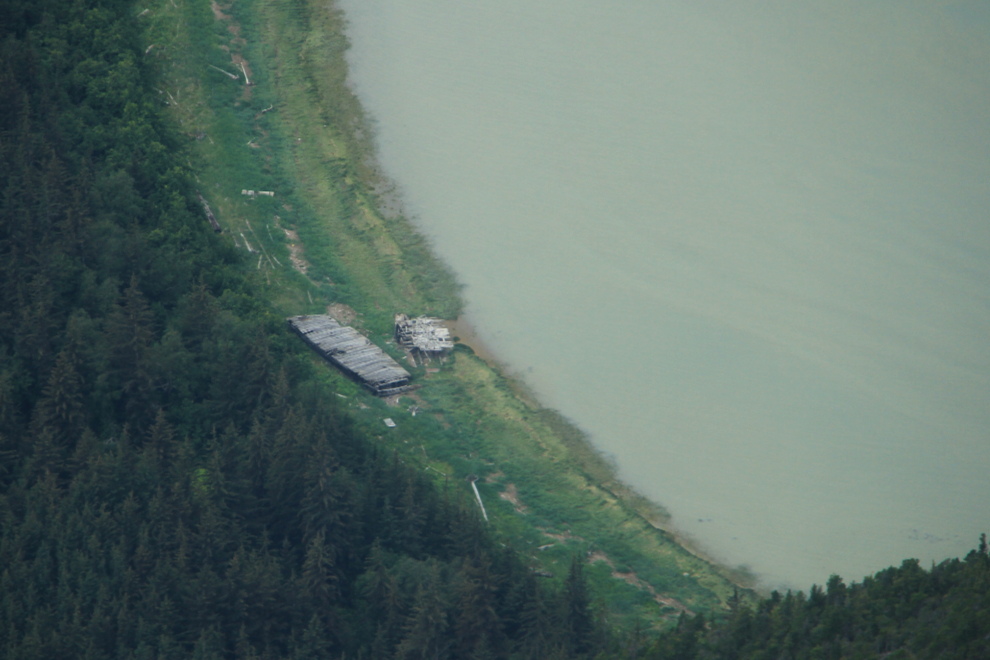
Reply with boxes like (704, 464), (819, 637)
(443, 317), (505, 368)
(304, 0), (760, 604)
(152, 0), (759, 629)
(446, 314), (762, 591)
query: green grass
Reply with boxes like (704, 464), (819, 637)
(138, 0), (757, 637)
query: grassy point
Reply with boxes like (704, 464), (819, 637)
(140, 0), (757, 636)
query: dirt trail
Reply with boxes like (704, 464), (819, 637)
(588, 551), (694, 616)
(210, 0), (231, 20)
(498, 483), (527, 514)
(210, 3), (252, 97)
(282, 228), (310, 275)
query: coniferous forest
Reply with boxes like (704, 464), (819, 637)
(0, 0), (988, 658)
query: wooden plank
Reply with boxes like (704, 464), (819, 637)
(394, 314), (454, 355)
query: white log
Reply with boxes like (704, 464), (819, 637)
(470, 478), (489, 522)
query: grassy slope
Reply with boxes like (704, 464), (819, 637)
(141, 0), (755, 634)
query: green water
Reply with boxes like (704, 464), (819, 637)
(338, 0), (990, 590)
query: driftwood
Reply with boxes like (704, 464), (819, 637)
(287, 315), (411, 395)
(196, 193), (222, 232)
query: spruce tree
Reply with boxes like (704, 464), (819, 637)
(453, 553), (502, 659)
(563, 554), (594, 657)
(397, 562), (450, 660)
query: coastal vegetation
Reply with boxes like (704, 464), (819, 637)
(0, 0), (987, 658)
(132, 0), (750, 627)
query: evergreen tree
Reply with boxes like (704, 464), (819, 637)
(515, 574), (552, 660)
(362, 539), (402, 641)
(397, 562), (450, 660)
(31, 342), (86, 449)
(105, 275), (155, 427)
(302, 530), (340, 612)
(453, 553), (502, 659)
(295, 614), (331, 660)
(140, 408), (175, 476)
(563, 554), (594, 657)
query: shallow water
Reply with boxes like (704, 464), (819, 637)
(338, 0), (990, 590)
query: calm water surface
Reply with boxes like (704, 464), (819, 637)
(338, 0), (990, 589)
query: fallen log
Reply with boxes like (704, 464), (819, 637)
(469, 476), (489, 522)
(196, 193), (222, 232)
(208, 64), (239, 80)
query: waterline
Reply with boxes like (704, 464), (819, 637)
(339, 0), (990, 589)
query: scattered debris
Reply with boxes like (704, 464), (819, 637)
(242, 189), (275, 197)
(241, 219), (276, 269)
(395, 314), (454, 357)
